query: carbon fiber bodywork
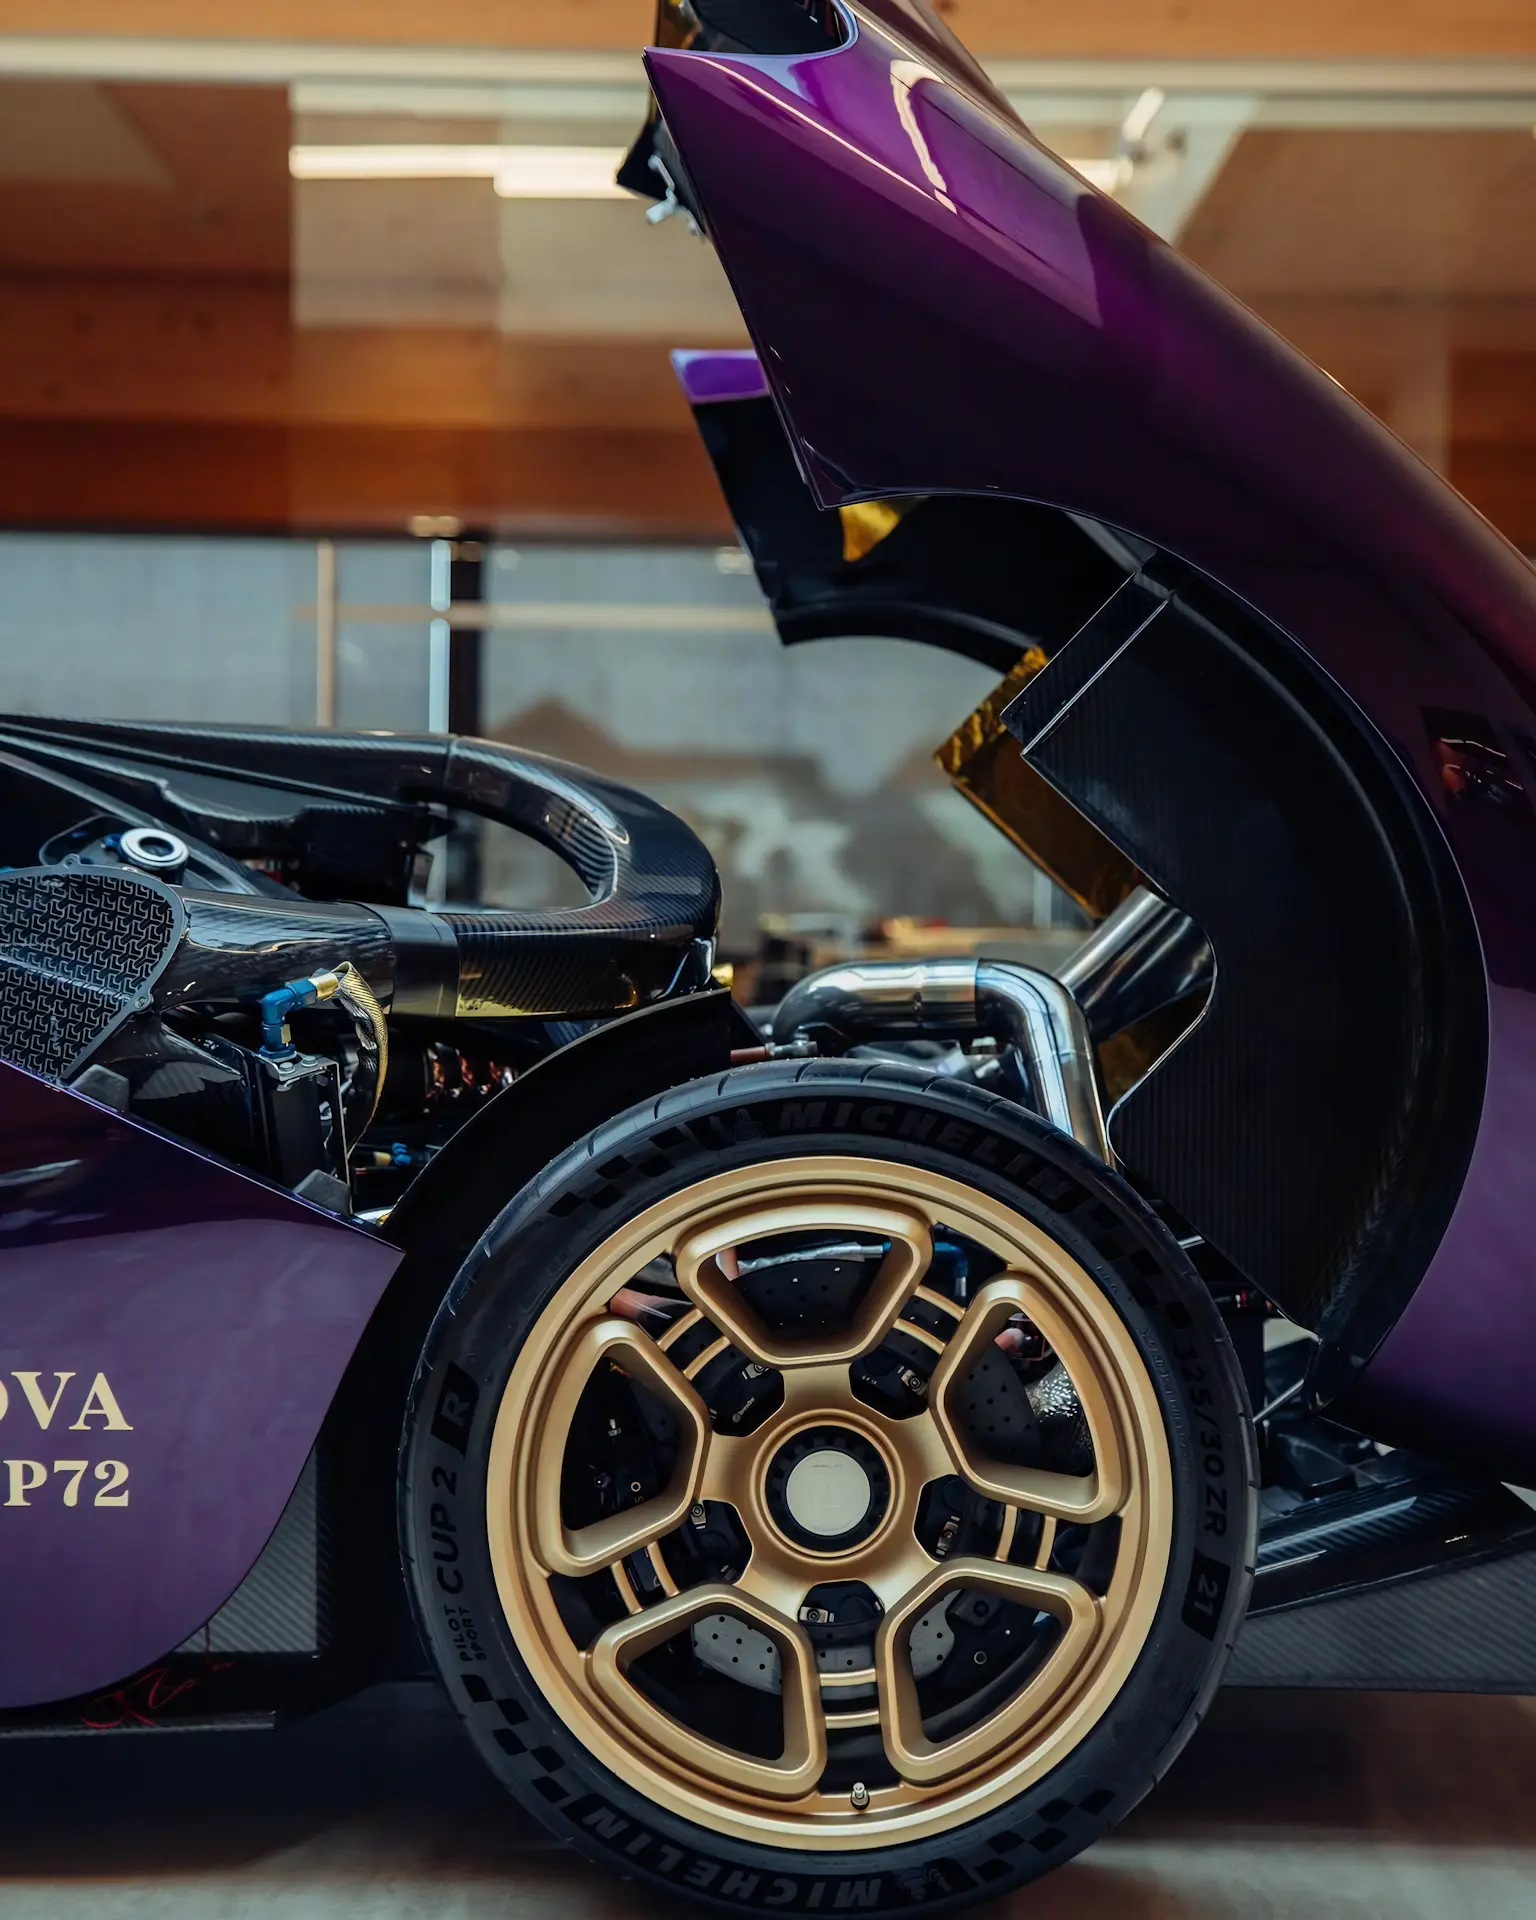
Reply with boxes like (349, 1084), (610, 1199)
(1002, 570), (1484, 1372)
(0, 715), (720, 1022)
(164, 895), (396, 1007)
(1228, 1548), (1536, 1692)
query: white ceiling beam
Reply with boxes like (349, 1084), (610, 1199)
(0, 37), (642, 85)
(1012, 88), (1536, 129)
(292, 79), (645, 120)
(1115, 94), (1260, 243)
(989, 58), (1536, 96)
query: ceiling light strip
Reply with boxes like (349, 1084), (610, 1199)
(289, 144), (631, 197)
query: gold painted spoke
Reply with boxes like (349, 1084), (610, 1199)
(644, 1541), (680, 1597)
(820, 1665), (877, 1689)
(672, 1191), (935, 1369)
(890, 1316), (947, 1357)
(530, 1316), (712, 1578)
(875, 1556), (1103, 1786)
(682, 1334), (731, 1381)
(912, 1284), (965, 1324)
(610, 1557), (643, 1616)
(898, 1404), (959, 1487)
(929, 1276), (1132, 1526)
(729, 1540), (816, 1621)
(656, 1306), (703, 1353)
(775, 1361), (865, 1421)
(861, 1543), (947, 1615)
(588, 1583), (827, 1801)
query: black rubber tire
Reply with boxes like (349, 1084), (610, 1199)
(400, 1060), (1256, 1916)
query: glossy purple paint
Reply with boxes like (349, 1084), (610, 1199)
(0, 1061), (400, 1708)
(648, 5), (1536, 1470)
(671, 347), (770, 405)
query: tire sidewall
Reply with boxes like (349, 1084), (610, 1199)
(400, 1064), (1255, 1914)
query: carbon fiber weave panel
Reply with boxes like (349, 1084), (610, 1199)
(1227, 1545), (1536, 1691)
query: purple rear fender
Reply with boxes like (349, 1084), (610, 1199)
(648, 4), (1536, 1471)
(0, 1061), (400, 1708)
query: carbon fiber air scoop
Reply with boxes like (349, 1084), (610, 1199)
(0, 718), (722, 1028)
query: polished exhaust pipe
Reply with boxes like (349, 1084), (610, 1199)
(1057, 887), (1212, 1041)
(771, 955), (1109, 1161)
(769, 887), (1211, 1161)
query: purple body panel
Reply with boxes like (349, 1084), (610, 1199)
(0, 1061), (400, 1708)
(671, 347), (771, 405)
(648, 8), (1536, 1466)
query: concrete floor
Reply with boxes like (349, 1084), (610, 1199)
(0, 1683), (1533, 1918)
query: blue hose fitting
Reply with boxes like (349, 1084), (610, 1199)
(258, 976), (324, 1056)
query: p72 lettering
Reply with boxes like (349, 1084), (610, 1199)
(3, 1459), (130, 1508)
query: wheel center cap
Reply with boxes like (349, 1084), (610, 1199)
(765, 1427), (891, 1553)
(785, 1449), (872, 1538)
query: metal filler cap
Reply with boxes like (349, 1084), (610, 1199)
(120, 826), (190, 876)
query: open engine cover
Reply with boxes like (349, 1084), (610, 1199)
(646, 0), (1536, 1472)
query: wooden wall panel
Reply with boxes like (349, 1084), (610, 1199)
(0, 418), (732, 536)
(0, 274), (711, 430)
(286, 422), (729, 534)
(0, 83), (289, 275)
(0, 270), (731, 534)
(0, 0), (1532, 57)
(1451, 352), (1536, 551)
(0, 72), (750, 536)
(1181, 131), (1536, 301)
(0, 274), (290, 422)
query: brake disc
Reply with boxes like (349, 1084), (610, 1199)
(692, 1597), (956, 1695)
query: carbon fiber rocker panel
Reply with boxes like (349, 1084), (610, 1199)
(1227, 1544), (1536, 1691)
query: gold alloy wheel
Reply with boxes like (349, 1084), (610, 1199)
(486, 1155), (1173, 1850)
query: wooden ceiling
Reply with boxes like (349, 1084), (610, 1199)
(1183, 131), (1536, 300)
(0, 3), (1534, 540)
(1179, 128), (1536, 540)
(1, 0), (1533, 58)
(0, 81), (288, 273)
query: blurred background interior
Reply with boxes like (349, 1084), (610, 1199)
(1, 0), (1532, 991)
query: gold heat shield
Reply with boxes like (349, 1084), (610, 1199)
(934, 650), (1140, 921)
(838, 497), (919, 563)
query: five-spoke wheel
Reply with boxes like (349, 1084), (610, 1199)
(403, 1064), (1253, 1912)
(487, 1155), (1173, 1843)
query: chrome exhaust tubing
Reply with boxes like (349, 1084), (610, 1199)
(768, 888), (1211, 1163)
(771, 956), (1109, 1161)
(1057, 887), (1212, 1041)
